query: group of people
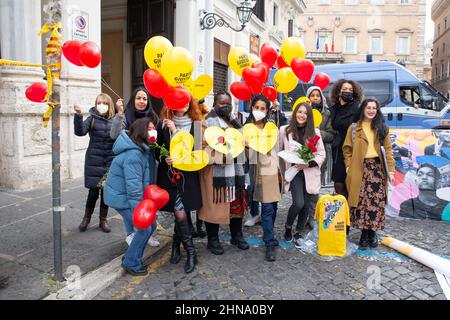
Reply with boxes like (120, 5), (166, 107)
(74, 78), (395, 276)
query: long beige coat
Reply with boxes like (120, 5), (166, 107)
(342, 122), (395, 208)
(251, 149), (282, 203)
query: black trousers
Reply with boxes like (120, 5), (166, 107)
(86, 188), (108, 210)
(205, 218), (243, 239)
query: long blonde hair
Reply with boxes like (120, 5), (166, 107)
(95, 93), (115, 119)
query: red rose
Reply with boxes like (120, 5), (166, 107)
(149, 136), (156, 143)
(310, 145), (317, 153)
(217, 136), (225, 144)
(312, 135), (320, 144)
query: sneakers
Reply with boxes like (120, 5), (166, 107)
(244, 214), (261, 227)
(122, 264), (148, 276)
(147, 235), (160, 247)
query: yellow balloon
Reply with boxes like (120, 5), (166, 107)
(280, 37), (306, 66)
(161, 47), (195, 86)
(228, 47), (251, 77)
(243, 122), (278, 155)
(273, 68), (298, 94)
(312, 109), (323, 128)
(169, 131), (209, 171)
(184, 75), (213, 100)
(292, 96), (312, 110)
(249, 53), (261, 66)
(144, 36), (173, 71)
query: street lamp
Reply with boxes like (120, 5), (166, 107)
(200, 0), (257, 32)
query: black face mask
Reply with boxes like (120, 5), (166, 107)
(311, 102), (323, 111)
(216, 104), (232, 118)
(340, 91), (354, 103)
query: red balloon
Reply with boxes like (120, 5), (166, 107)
(314, 72), (331, 90)
(78, 41), (102, 68)
(25, 83), (48, 103)
(291, 58), (315, 83)
(260, 43), (278, 69)
(143, 69), (169, 99)
(262, 86), (278, 101)
(163, 86), (191, 110)
(277, 55), (289, 69)
(230, 81), (252, 101)
(143, 185), (169, 210)
(252, 62), (270, 84)
(243, 64), (267, 94)
(62, 40), (83, 66)
(133, 199), (157, 230)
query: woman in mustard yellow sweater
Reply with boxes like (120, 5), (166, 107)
(343, 98), (395, 249)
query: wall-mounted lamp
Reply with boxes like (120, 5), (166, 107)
(200, 0), (257, 32)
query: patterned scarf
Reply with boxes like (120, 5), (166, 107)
(172, 114), (192, 132)
(205, 109), (245, 203)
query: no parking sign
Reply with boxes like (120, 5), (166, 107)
(72, 11), (89, 41)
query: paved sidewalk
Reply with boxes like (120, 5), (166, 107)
(0, 178), (169, 300)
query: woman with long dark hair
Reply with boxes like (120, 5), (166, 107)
(343, 98), (394, 249)
(329, 79), (364, 198)
(279, 102), (326, 245)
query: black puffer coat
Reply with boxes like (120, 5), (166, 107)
(74, 107), (115, 189)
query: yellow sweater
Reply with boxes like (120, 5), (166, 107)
(362, 121), (378, 158)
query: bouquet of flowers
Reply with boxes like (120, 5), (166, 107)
(148, 135), (169, 162)
(297, 135), (320, 163)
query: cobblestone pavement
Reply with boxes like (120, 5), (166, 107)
(95, 190), (449, 300)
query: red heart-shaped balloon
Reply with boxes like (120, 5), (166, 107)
(230, 81), (252, 101)
(143, 185), (169, 210)
(78, 41), (102, 68)
(62, 40), (84, 66)
(25, 82), (48, 103)
(277, 55), (289, 69)
(262, 86), (278, 101)
(243, 65), (266, 85)
(132, 199), (157, 230)
(260, 43), (278, 69)
(143, 69), (170, 99)
(163, 86), (191, 110)
(291, 58), (315, 83)
(314, 72), (331, 90)
(252, 62), (270, 84)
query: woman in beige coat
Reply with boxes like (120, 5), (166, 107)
(343, 98), (395, 249)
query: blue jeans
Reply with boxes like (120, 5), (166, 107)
(261, 202), (278, 247)
(118, 208), (156, 271)
(118, 208), (135, 236)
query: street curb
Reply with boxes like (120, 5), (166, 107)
(44, 226), (172, 300)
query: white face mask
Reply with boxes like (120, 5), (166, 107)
(96, 103), (109, 115)
(252, 110), (266, 122)
(148, 129), (158, 141)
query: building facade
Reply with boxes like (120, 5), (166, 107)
(299, 0), (427, 78)
(431, 0), (450, 96)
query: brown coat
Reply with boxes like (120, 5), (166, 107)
(342, 122), (395, 208)
(252, 149), (282, 203)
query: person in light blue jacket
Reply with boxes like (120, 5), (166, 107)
(104, 117), (158, 276)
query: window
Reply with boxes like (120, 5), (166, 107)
(435, 66), (439, 80)
(252, 0), (265, 22)
(444, 42), (446, 55)
(397, 36), (410, 55)
(359, 80), (392, 106)
(437, 47), (439, 58)
(319, 35), (328, 52)
(318, 0), (330, 4)
(447, 60), (450, 77)
(400, 0), (411, 4)
(438, 24), (441, 36)
(442, 63), (445, 80)
(344, 36), (357, 54)
(446, 18), (448, 30)
(345, 0), (358, 4)
(288, 19), (294, 37)
(370, 0), (384, 4)
(273, 4), (279, 26)
(370, 36), (383, 54)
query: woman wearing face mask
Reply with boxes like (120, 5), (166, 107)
(104, 117), (159, 276)
(343, 98), (394, 249)
(198, 91), (249, 255)
(245, 95), (282, 261)
(155, 98), (204, 273)
(329, 79), (364, 198)
(74, 93), (117, 233)
(279, 102), (325, 245)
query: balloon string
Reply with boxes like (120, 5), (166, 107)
(101, 77), (122, 100)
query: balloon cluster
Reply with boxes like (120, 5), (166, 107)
(142, 36), (213, 110)
(133, 185), (169, 230)
(229, 37), (331, 102)
(62, 40), (102, 68)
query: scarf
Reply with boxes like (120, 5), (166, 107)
(172, 114), (193, 132)
(205, 109), (245, 203)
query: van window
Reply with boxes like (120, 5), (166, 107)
(358, 80), (392, 106)
(399, 86), (421, 109)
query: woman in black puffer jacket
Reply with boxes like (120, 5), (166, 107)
(74, 93), (116, 233)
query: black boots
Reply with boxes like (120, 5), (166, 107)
(170, 224), (182, 264)
(205, 222), (224, 255)
(359, 229), (369, 250)
(265, 245), (276, 262)
(230, 218), (249, 250)
(99, 207), (111, 233)
(176, 219), (197, 273)
(79, 207), (94, 232)
(196, 218), (207, 238)
(368, 229), (378, 248)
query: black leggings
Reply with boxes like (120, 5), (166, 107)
(286, 171), (318, 232)
(86, 188), (108, 210)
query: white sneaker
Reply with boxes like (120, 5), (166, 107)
(125, 233), (135, 246)
(244, 215), (261, 227)
(147, 235), (160, 247)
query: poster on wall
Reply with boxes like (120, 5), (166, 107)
(386, 129), (450, 221)
(71, 10), (89, 41)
